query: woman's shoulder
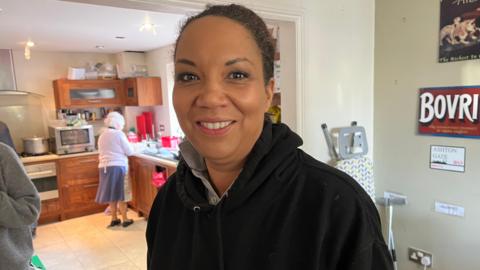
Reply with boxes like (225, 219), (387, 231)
(293, 150), (383, 234)
(298, 151), (365, 193)
(294, 150), (377, 215)
(100, 129), (125, 138)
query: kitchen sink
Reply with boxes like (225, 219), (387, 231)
(142, 148), (179, 161)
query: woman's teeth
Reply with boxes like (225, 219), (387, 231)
(200, 121), (233, 130)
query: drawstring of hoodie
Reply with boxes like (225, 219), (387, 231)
(216, 200), (225, 270)
(191, 205), (201, 270)
(190, 201), (225, 270)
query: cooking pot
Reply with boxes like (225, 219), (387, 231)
(22, 136), (49, 155)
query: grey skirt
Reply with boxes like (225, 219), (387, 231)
(95, 166), (126, 203)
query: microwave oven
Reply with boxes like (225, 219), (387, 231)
(49, 125), (96, 155)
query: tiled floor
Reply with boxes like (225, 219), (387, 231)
(33, 211), (147, 270)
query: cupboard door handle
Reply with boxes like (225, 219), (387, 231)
(83, 184), (98, 188)
(87, 100), (102, 103)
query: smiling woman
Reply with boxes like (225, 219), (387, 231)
(173, 14), (273, 194)
(146, 4), (393, 270)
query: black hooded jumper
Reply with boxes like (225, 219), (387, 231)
(146, 122), (394, 270)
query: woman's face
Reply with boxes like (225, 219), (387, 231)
(173, 16), (273, 166)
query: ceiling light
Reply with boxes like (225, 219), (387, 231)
(115, 36), (125, 39)
(95, 45), (105, 49)
(24, 46), (31, 60)
(139, 15), (158, 36)
(139, 23), (157, 35)
(24, 39), (34, 60)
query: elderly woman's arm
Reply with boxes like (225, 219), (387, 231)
(0, 144), (40, 228)
(119, 132), (134, 156)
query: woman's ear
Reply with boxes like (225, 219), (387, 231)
(264, 78), (274, 112)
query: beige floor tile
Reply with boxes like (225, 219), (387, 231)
(34, 241), (78, 268)
(77, 249), (130, 270)
(33, 223), (64, 249)
(55, 216), (102, 240)
(47, 259), (85, 270)
(34, 211), (147, 270)
(97, 261), (140, 270)
(67, 236), (114, 253)
(131, 256), (147, 270)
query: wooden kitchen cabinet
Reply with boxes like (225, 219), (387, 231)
(124, 77), (162, 106)
(57, 154), (105, 220)
(38, 198), (61, 224)
(130, 157), (157, 217)
(129, 156), (176, 218)
(53, 79), (124, 109)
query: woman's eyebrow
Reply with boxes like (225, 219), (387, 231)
(176, 58), (196, 66)
(225, 57), (253, 66)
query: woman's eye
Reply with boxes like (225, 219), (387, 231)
(228, 72), (249, 80)
(176, 73), (199, 82)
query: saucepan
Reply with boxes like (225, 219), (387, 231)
(22, 136), (49, 155)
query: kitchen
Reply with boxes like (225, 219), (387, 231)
(0, 0), (298, 269)
(0, 0), (187, 268)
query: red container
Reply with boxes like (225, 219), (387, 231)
(152, 171), (167, 188)
(127, 132), (139, 143)
(143, 112), (153, 138)
(161, 136), (179, 148)
(136, 115), (146, 140)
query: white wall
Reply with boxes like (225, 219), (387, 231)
(301, 0), (375, 162)
(145, 44), (179, 137)
(375, 1), (480, 269)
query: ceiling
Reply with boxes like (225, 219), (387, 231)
(0, 0), (186, 53)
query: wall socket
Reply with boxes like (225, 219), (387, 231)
(408, 247), (433, 267)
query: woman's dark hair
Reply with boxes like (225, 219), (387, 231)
(174, 4), (275, 85)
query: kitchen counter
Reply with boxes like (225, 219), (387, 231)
(132, 153), (178, 168)
(20, 150), (178, 168)
(20, 151), (99, 164)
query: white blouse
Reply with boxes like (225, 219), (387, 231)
(98, 129), (134, 168)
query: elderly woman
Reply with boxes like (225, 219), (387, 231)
(146, 4), (393, 270)
(96, 111), (134, 228)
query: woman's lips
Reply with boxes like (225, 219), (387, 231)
(196, 120), (235, 136)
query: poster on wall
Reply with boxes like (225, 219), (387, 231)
(439, 0), (480, 63)
(418, 86), (480, 138)
(430, 145), (465, 172)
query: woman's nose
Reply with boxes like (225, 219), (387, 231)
(195, 79), (228, 108)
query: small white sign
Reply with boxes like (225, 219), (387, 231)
(434, 201), (465, 218)
(430, 145), (465, 172)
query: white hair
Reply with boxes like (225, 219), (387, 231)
(104, 111), (125, 130)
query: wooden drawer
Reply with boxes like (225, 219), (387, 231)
(59, 155), (98, 170)
(61, 181), (99, 210)
(58, 155), (99, 185)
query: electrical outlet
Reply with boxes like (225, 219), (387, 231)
(408, 247), (433, 267)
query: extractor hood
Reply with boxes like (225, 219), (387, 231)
(0, 49), (42, 96)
